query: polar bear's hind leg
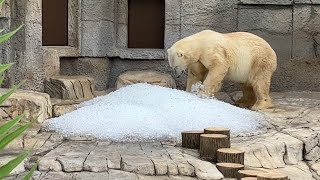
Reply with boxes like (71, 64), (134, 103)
(236, 83), (256, 108)
(251, 72), (274, 111)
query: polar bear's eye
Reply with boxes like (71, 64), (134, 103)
(177, 52), (183, 57)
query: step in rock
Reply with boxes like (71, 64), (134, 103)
(0, 89), (52, 123)
(116, 70), (176, 90)
(51, 89), (114, 117)
(45, 76), (95, 100)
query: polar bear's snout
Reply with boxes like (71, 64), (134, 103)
(173, 66), (186, 78)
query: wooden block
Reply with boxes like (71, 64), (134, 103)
(200, 134), (230, 162)
(217, 148), (245, 164)
(204, 127), (230, 140)
(216, 162), (244, 178)
(181, 130), (203, 149)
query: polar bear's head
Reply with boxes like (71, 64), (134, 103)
(167, 47), (191, 77)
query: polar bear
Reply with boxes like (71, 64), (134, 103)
(167, 30), (277, 111)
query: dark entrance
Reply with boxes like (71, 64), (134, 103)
(42, 0), (68, 46)
(128, 0), (165, 49)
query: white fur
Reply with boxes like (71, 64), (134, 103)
(227, 49), (253, 83)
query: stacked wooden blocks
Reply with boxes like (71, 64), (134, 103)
(181, 127), (288, 180)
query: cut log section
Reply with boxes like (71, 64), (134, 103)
(217, 148), (245, 164)
(200, 134), (230, 162)
(204, 127), (230, 140)
(257, 173), (288, 180)
(181, 130), (204, 149)
(238, 169), (267, 179)
(216, 162), (244, 178)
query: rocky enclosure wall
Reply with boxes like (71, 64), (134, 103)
(74, 0), (320, 91)
(1, 0), (320, 91)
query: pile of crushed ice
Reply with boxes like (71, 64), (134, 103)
(44, 83), (268, 142)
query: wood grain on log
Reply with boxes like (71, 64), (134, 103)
(204, 127), (230, 140)
(200, 134), (230, 162)
(216, 162), (244, 178)
(181, 130), (203, 149)
(217, 148), (245, 164)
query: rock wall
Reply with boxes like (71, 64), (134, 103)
(99, 0), (320, 91)
(1, 0), (320, 91)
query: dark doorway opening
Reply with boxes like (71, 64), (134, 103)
(128, 0), (165, 49)
(42, 0), (68, 46)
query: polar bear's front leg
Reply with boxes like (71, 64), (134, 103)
(198, 66), (228, 97)
(186, 62), (207, 92)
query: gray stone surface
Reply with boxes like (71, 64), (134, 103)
(109, 170), (139, 180)
(108, 58), (186, 89)
(44, 76), (95, 100)
(8, 91), (320, 179)
(181, 0), (237, 32)
(38, 141), (97, 172)
(68, 0), (80, 48)
(2, 0), (320, 93)
(121, 155), (155, 175)
(188, 159), (224, 180)
(6, 0), (44, 91)
(42, 48), (60, 78)
(74, 172), (109, 180)
(80, 20), (115, 57)
(293, 5), (320, 59)
(116, 70), (176, 90)
(53, 104), (77, 117)
(0, 89), (52, 123)
(294, 0), (320, 4)
(36, 172), (74, 180)
(81, 0), (114, 21)
(238, 5), (292, 60)
(60, 57), (111, 91)
(0, 156), (26, 175)
(239, 0), (293, 4)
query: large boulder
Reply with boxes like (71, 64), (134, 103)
(45, 76), (95, 100)
(0, 89), (52, 123)
(116, 70), (176, 90)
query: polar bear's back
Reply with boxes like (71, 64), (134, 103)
(179, 30), (277, 83)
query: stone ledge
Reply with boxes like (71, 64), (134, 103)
(45, 76), (95, 100)
(294, 0), (320, 4)
(107, 47), (165, 60)
(238, 0), (293, 5)
(116, 70), (176, 90)
(239, 0), (320, 4)
(43, 46), (79, 57)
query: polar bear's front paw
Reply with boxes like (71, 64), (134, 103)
(197, 89), (215, 99)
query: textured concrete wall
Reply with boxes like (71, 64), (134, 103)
(0, 0), (12, 69)
(60, 57), (111, 91)
(80, 0), (115, 57)
(105, 0), (320, 92)
(68, 0), (80, 47)
(1, 0), (320, 92)
(5, 0), (44, 91)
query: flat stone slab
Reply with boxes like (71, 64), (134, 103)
(0, 88), (52, 123)
(116, 70), (176, 90)
(45, 76), (95, 100)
